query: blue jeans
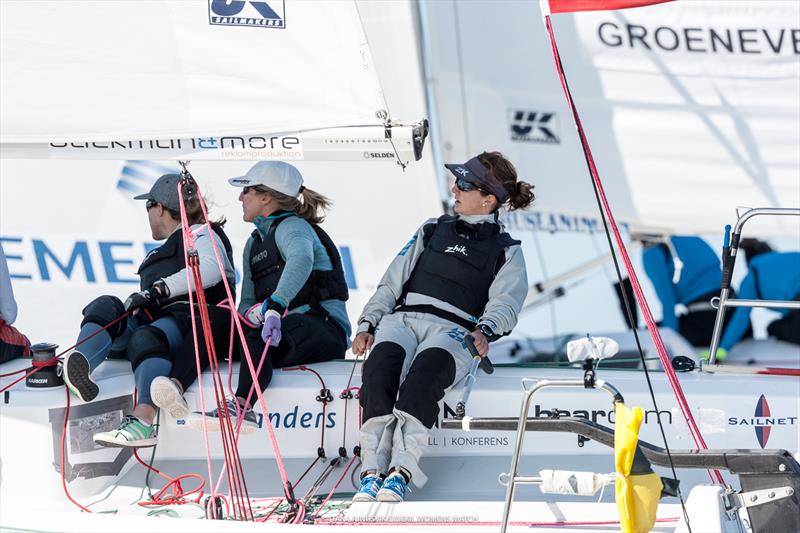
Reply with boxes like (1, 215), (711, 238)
(76, 314), (183, 406)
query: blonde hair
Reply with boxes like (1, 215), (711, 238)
(256, 185), (332, 224)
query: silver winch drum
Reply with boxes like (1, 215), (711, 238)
(26, 342), (63, 388)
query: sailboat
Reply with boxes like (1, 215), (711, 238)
(1, 1), (798, 531)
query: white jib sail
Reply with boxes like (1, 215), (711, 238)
(0, 0), (425, 162)
(424, 0), (800, 236)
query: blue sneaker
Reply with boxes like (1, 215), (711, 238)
(376, 472), (408, 502)
(352, 474), (383, 502)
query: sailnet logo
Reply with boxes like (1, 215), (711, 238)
(208, 0), (285, 28)
(509, 110), (560, 144)
(728, 394), (797, 448)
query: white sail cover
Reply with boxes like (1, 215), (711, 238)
(0, 0), (424, 161)
(424, 1), (800, 236)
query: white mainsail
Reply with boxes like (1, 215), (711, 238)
(0, 0), (441, 347)
(0, 0), (426, 162)
(422, 1), (800, 236)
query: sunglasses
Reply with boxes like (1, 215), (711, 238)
(242, 185), (267, 194)
(455, 177), (488, 194)
(145, 199), (159, 211)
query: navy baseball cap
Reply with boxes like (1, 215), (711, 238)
(133, 173), (181, 212)
(445, 156), (510, 203)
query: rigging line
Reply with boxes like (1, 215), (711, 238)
(60, 388), (92, 513)
(541, 12), (717, 467)
(313, 455), (358, 518)
(189, 179), (297, 511)
(177, 215), (216, 514)
(189, 253), (253, 520)
(0, 311), (132, 388)
(177, 181), (251, 520)
(540, 14), (697, 529)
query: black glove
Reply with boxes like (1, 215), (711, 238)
(124, 280), (170, 312)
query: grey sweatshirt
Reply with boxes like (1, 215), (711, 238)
(356, 213), (528, 336)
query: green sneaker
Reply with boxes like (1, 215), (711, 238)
(93, 416), (157, 448)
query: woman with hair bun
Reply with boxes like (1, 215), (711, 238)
(351, 151), (533, 502)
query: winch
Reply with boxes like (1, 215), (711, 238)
(25, 343), (63, 388)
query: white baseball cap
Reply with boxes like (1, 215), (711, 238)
(228, 161), (304, 197)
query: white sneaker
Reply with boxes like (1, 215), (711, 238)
(150, 376), (189, 420)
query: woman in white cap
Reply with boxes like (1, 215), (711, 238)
(351, 151), (533, 502)
(60, 173), (236, 448)
(198, 161), (351, 430)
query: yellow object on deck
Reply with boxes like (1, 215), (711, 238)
(614, 402), (663, 533)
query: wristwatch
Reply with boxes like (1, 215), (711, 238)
(478, 323), (498, 342)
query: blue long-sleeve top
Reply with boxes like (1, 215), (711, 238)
(238, 213), (351, 339)
(643, 236), (722, 331)
(720, 251), (800, 350)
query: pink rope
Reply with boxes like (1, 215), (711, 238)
(314, 517), (680, 527)
(179, 182), (253, 519)
(176, 184), (219, 510)
(190, 180), (296, 504)
(542, 15), (723, 485)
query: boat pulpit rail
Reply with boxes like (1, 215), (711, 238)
(706, 207), (800, 366)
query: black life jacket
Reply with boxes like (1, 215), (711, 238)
(137, 222), (236, 306)
(248, 213), (348, 312)
(399, 215), (520, 325)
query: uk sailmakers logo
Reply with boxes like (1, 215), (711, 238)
(208, 0), (285, 28)
(509, 110), (560, 144)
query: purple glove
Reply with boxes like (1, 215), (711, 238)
(261, 309), (282, 346)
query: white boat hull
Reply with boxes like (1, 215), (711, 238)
(1, 357), (797, 508)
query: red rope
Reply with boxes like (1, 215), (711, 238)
(177, 183), (254, 521)
(185, 232), (253, 521)
(0, 367), (27, 378)
(60, 387), (92, 513)
(190, 185), (297, 512)
(133, 447), (205, 507)
(1, 312), (131, 393)
(542, 14), (723, 485)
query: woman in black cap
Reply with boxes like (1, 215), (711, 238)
(351, 151), (534, 502)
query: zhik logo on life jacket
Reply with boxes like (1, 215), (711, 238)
(445, 244), (468, 256)
(208, 0), (286, 29)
